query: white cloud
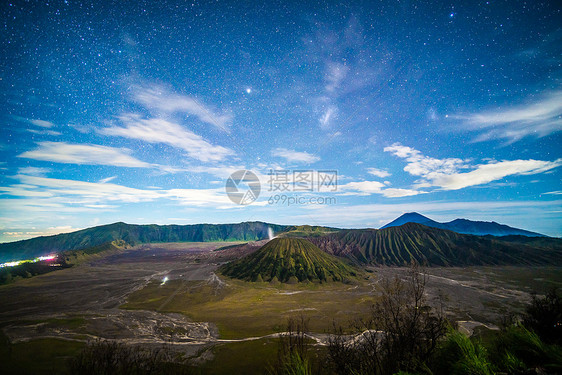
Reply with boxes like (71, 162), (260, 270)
(339, 180), (421, 198)
(17, 167), (51, 176)
(366, 167), (391, 178)
(1, 226), (80, 242)
(0, 174), (236, 214)
(454, 90), (562, 142)
(30, 119), (55, 128)
(340, 181), (385, 195)
(101, 114), (233, 163)
(99, 176), (117, 184)
(27, 129), (62, 136)
(325, 62), (349, 92)
(385, 143), (562, 190)
(319, 106), (337, 128)
(0, 185), (55, 198)
(133, 85), (232, 132)
(271, 148), (320, 164)
(432, 159), (562, 190)
(14, 174), (162, 203)
(384, 143), (469, 176)
(19, 142), (154, 168)
(165, 188), (232, 207)
(380, 188), (422, 198)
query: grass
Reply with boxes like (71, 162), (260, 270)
(0, 317), (87, 374)
(432, 329), (494, 375)
(122, 277), (377, 339)
(0, 332), (85, 375)
(198, 338), (279, 374)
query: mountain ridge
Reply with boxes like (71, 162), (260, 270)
(309, 222), (561, 266)
(381, 212), (545, 237)
(0, 221), (289, 263)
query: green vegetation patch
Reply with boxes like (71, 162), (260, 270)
(122, 278), (376, 339)
(199, 338), (279, 374)
(278, 225), (340, 238)
(0, 335), (85, 375)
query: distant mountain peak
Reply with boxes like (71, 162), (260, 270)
(401, 212), (432, 220)
(381, 212), (437, 229)
(381, 213), (545, 237)
(309, 224), (561, 266)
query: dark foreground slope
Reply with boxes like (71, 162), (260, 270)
(309, 223), (562, 266)
(219, 237), (358, 283)
(0, 221), (288, 262)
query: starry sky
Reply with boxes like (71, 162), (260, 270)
(1, 0), (561, 242)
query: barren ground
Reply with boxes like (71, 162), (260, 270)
(0, 241), (560, 372)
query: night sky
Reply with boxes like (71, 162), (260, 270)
(1, 0), (561, 241)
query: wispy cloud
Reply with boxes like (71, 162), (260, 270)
(319, 105), (337, 129)
(132, 84), (232, 132)
(1, 174), (235, 210)
(271, 148), (320, 164)
(12, 116), (58, 132)
(19, 142), (154, 168)
(1, 226), (80, 242)
(27, 129), (62, 136)
(306, 18), (384, 131)
(366, 167), (391, 178)
(340, 181), (385, 195)
(339, 180), (421, 198)
(325, 62), (349, 93)
(99, 176), (117, 184)
(384, 143), (470, 176)
(432, 159), (562, 190)
(13, 174), (162, 203)
(17, 167), (51, 176)
(29, 119), (55, 128)
(385, 143), (562, 190)
(380, 188), (422, 198)
(454, 91), (562, 143)
(101, 114), (233, 163)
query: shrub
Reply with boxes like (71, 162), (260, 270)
(327, 264), (447, 375)
(68, 339), (190, 375)
(432, 329), (493, 375)
(523, 288), (562, 345)
(271, 315), (313, 375)
(490, 324), (562, 373)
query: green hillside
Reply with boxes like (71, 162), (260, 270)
(0, 222), (289, 263)
(218, 238), (358, 283)
(309, 223), (562, 266)
(277, 225), (340, 238)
